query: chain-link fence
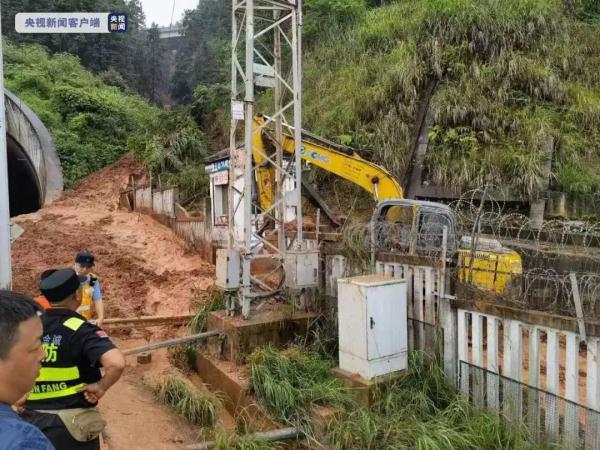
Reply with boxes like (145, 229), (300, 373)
(460, 361), (600, 449)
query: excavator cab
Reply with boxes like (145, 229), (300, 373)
(371, 199), (458, 256)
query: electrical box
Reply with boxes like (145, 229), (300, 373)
(284, 250), (319, 289)
(337, 274), (407, 380)
(216, 249), (240, 289)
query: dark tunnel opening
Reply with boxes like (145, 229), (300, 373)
(6, 134), (42, 217)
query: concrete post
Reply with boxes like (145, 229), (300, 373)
(529, 200), (546, 230)
(0, 11), (12, 289)
(529, 136), (554, 230)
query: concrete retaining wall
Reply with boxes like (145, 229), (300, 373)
(5, 90), (63, 204)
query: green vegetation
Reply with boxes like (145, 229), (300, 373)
(302, 0), (600, 197)
(3, 41), (159, 186)
(170, 0), (230, 104)
(248, 346), (350, 427)
(127, 108), (210, 204)
(191, 287), (226, 334)
(148, 374), (220, 427)
(3, 40), (209, 200)
(1, 0), (167, 103)
(327, 353), (538, 449)
(249, 347), (543, 449)
(167, 287), (228, 373)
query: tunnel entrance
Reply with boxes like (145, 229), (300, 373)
(7, 134), (42, 217)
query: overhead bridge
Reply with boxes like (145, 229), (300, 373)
(4, 90), (63, 217)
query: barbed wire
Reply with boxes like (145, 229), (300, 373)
(451, 188), (600, 261)
(450, 267), (600, 319)
(334, 187), (600, 319)
(342, 190), (600, 263)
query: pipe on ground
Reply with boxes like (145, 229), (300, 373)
(185, 427), (301, 450)
(123, 330), (219, 356)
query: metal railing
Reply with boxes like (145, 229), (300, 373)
(460, 361), (600, 449)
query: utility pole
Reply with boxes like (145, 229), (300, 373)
(0, 4), (13, 289)
(228, 0), (308, 318)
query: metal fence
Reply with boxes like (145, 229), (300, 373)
(460, 361), (600, 449)
(454, 268), (600, 320)
(452, 188), (600, 255)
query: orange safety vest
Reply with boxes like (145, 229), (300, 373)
(34, 295), (51, 310)
(76, 273), (97, 320)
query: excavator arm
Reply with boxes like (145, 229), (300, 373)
(252, 116), (403, 212)
(249, 117), (521, 295)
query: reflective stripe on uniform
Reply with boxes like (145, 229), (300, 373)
(63, 317), (85, 331)
(79, 280), (95, 320)
(27, 382), (87, 401)
(35, 366), (80, 382)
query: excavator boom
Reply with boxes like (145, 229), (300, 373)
(252, 116), (403, 211)
(248, 115), (521, 296)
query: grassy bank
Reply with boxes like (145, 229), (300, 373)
(249, 346), (543, 449)
(302, 0), (600, 197)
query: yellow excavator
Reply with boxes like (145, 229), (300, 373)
(251, 115), (522, 294)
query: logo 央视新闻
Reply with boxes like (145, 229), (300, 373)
(108, 12), (127, 33)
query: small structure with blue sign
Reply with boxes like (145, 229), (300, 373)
(205, 148), (297, 248)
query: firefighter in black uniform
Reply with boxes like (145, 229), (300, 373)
(22, 268), (125, 450)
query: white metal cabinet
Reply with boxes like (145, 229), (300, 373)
(215, 249), (240, 289)
(338, 275), (407, 380)
(284, 250), (319, 289)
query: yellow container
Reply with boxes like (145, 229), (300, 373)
(458, 248), (522, 294)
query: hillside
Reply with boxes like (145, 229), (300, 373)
(3, 41), (160, 186)
(301, 0), (600, 198)
(3, 41), (209, 202)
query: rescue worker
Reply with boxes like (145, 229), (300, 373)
(22, 269), (125, 450)
(34, 269), (57, 311)
(0, 291), (54, 450)
(74, 252), (105, 328)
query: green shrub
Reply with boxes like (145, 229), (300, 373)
(149, 374), (219, 427)
(3, 40), (160, 188)
(326, 352), (539, 450)
(248, 346), (350, 426)
(129, 109), (210, 203)
(190, 287), (225, 334)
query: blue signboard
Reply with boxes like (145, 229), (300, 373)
(206, 159), (229, 174)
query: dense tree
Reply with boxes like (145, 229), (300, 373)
(170, 0), (229, 104)
(0, 0), (164, 101)
(137, 24), (165, 104)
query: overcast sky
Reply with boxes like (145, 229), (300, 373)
(139, 0), (199, 27)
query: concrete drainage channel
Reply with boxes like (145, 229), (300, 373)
(187, 305), (317, 447)
(118, 309), (312, 448)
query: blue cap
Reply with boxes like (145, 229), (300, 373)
(75, 252), (95, 267)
